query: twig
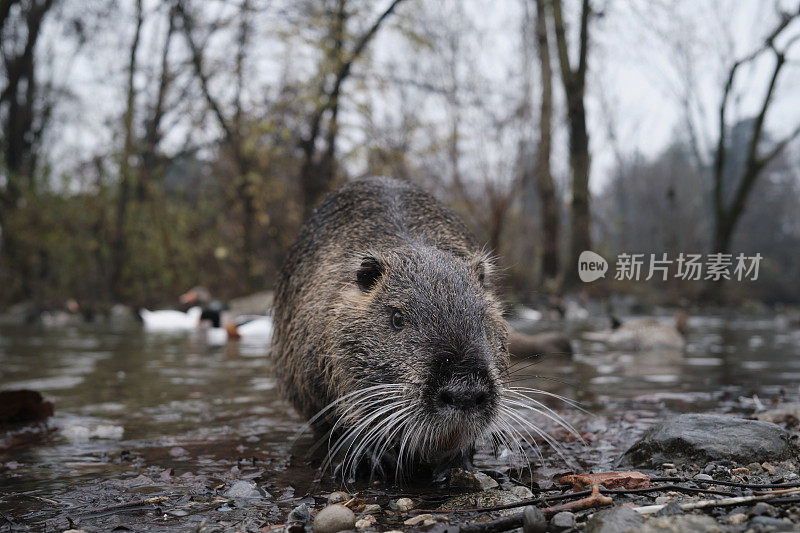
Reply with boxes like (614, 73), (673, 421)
(413, 483), (736, 514)
(78, 496), (169, 518)
(459, 485), (612, 533)
(651, 477), (800, 489)
(632, 487), (800, 515)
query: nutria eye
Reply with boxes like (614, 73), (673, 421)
(391, 310), (404, 330)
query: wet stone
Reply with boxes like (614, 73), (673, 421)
(550, 511), (576, 532)
(522, 505), (546, 533)
(585, 506), (644, 533)
(509, 485), (534, 499)
(394, 497), (414, 512)
(313, 504), (356, 533)
(287, 503), (311, 524)
(727, 513), (747, 525)
(223, 480), (262, 499)
(449, 468), (499, 491)
(620, 414), (794, 467)
(355, 515), (376, 529)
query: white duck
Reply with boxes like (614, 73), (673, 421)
(140, 306), (202, 331)
(225, 315), (273, 342)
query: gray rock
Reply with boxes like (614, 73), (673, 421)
(636, 515), (722, 532)
(693, 474), (713, 481)
(224, 480), (263, 499)
(313, 504), (356, 533)
(522, 506), (546, 533)
(620, 414), (794, 467)
(550, 511), (576, 531)
(585, 507), (644, 533)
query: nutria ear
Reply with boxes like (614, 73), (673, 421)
(470, 254), (494, 288)
(356, 256), (384, 291)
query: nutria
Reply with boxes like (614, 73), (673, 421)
(273, 177), (533, 478)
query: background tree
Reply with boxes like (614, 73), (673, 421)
(551, 0), (592, 287)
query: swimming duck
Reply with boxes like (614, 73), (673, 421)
(139, 306), (203, 331)
(583, 311), (688, 351)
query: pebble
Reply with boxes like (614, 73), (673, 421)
(731, 467), (750, 476)
(747, 462), (763, 473)
(550, 511), (576, 532)
(404, 514), (433, 526)
(313, 504), (356, 533)
(362, 504), (381, 514)
(287, 503), (311, 524)
(394, 497), (414, 512)
(522, 505), (547, 533)
(762, 462), (778, 475)
(509, 485), (534, 499)
(693, 473), (713, 481)
(223, 480), (262, 499)
(449, 468), (499, 491)
(355, 515), (376, 529)
(654, 496), (672, 505)
(727, 513), (747, 525)
(584, 506), (643, 533)
(328, 491), (350, 505)
(750, 502), (777, 517)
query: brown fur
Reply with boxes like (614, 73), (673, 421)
(272, 177), (509, 464)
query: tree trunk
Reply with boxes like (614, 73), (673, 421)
(110, 0), (143, 300)
(551, 0), (591, 288)
(534, 0), (559, 283)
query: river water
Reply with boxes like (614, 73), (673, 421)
(1, 311), (799, 530)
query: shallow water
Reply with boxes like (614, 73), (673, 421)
(1, 312), (799, 530)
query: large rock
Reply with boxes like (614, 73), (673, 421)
(620, 414), (794, 467)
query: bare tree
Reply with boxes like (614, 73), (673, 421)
(176, 0), (260, 287)
(711, 6), (800, 256)
(551, 0), (591, 287)
(298, 0), (405, 216)
(0, 0), (56, 298)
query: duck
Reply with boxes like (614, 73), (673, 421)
(583, 311), (688, 351)
(139, 306), (203, 331)
(224, 315), (273, 342)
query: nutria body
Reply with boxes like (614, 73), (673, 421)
(272, 177), (510, 474)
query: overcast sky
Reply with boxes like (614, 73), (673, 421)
(39, 0), (800, 194)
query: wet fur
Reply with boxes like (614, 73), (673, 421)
(273, 178), (509, 473)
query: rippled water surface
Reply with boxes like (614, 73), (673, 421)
(1, 311), (799, 530)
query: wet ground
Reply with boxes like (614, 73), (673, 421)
(1, 310), (799, 531)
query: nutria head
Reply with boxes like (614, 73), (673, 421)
(316, 243), (509, 476)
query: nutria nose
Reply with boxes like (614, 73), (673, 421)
(438, 385), (489, 411)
